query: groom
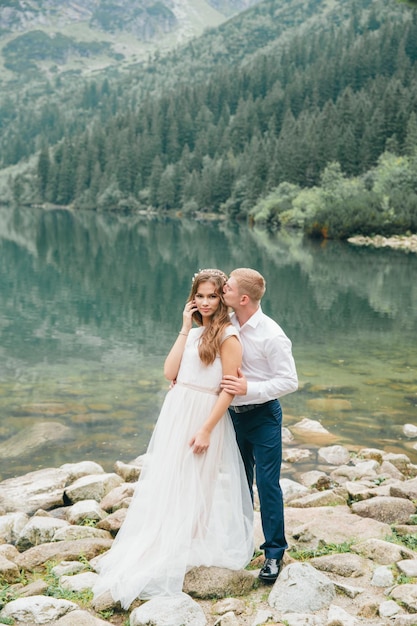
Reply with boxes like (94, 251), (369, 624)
(221, 268), (298, 583)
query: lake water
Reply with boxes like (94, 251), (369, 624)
(0, 206), (416, 481)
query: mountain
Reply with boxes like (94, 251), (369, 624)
(0, 0), (416, 239)
(0, 0), (260, 83)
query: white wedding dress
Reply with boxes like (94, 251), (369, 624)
(93, 326), (254, 609)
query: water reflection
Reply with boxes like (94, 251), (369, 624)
(0, 206), (416, 480)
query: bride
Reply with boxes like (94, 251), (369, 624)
(92, 269), (253, 608)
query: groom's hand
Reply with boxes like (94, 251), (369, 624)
(221, 368), (247, 395)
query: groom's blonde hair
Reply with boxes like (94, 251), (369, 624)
(230, 268), (266, 302)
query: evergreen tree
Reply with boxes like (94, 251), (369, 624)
(37, 143), (50, 200)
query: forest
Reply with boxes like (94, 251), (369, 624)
(1, 0), (417, 239)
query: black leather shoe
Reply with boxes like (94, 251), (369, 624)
(258, 558), (283, 583)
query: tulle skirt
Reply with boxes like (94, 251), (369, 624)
(92, 382), (254, 609)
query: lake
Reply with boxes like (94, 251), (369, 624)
(0, 206), (416, 481)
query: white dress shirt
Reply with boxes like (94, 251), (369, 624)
(230, 307), (298, 405)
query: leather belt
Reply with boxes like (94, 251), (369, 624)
(230, 401), (272, 414)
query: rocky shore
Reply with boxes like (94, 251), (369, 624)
(347, 234), (417, 253)
(0, 417), (417, 626)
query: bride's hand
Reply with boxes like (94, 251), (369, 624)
(189, 429), (210, 454)
(181, 299), (198, 332)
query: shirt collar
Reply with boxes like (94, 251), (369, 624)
(231, 306), (262, 329)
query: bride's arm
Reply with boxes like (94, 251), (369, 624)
(164, 300), (197, 380)
(189, 335), (241, 454)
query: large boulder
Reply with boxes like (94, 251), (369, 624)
(63, 473), (123, 504)
(15, 538), (112, 571)
(0, 512), (29, 543)
(16, 516), (69, 551)
(183, 566), (256, 599)
(0, 468), (70, 514)
(351, 496), (415, 524)
(0, 422), (73, 459)
(268, 562), (336, 613)
(0, 595), (78, 624)
(130, 592), (207, 626)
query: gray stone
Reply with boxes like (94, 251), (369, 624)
(310, 552), (368, 577)
(55, 608), (111, 625)
(351, 538), (415, 565)
(54, 525), (112, 542)
(65, 499), (107, 525)
(251, 609), (274, 626)
(333, 582), (365, 598)
(183, 566), (256, 598)
(287, 487), (348, 508)
(0, 468), (70, 514)
(318, 444), (351, 465)
(283, 447), (312, 463)
(60, 461), (105, 482)
(214, 611), (240, 626)
(292, 417), (331, 434)
(282, 426), (294, 444)
(344, 480), (375, 501)
(286, 506), (390, 548)
(281, 478), (310, 501)
(16, 515), (69, 551)
(397, 559), (417, 578)
(99, 482), (136, 511)
(0, 595), (78, 623)
(380, 461), (406, 480)
(15, 538), (113, 570)
(0, 553), (20, 583)
(96, 507), (127, 533)
(0, 512), (29, 543)
(51, 560), (88, 577)
(403, 423), (417, 438)
(63, 473), (123, 504)
(330, 461), (379, 483)
(114, 460), (141, 482)
(212, 598), (246, 615)
(392, 524), (417, 537)
(129, 592), (207, 626)
(371, 565), (394, 587)
(0, 422), (73, 459)
(327, 604), (358, 625)
(16, 579), (49, 598)
(268, 562), (336, 612)
(351, 495), (415, 524)
(358, 448), (384, 463)
(390, 477), (417, 500)
(0, 544), (19, 560)
(60, 571), (99, 592)
(298, 470), (328, 488)
(390, 583), (417, 612)
(379, 600), (402, 617)
(382, 453), (411, 473)
(90, 589), (115, 613)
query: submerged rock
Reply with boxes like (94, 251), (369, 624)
(0, 421), (73, 459)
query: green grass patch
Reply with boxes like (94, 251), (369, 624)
(0, 583), (17, 610)
(289, 541), (353, 561)
(387, 529), (417, 552)
(43, 560), (92, 606)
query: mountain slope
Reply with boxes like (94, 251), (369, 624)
(1, 0), (416, 239)
(0, 0), (259, 83)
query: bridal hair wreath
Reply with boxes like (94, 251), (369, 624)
(192, 269), (228, 284)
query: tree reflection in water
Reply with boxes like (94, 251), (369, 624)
(0, 206), (416, 480)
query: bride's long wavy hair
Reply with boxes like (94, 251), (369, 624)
(189, 269), (231, 365)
